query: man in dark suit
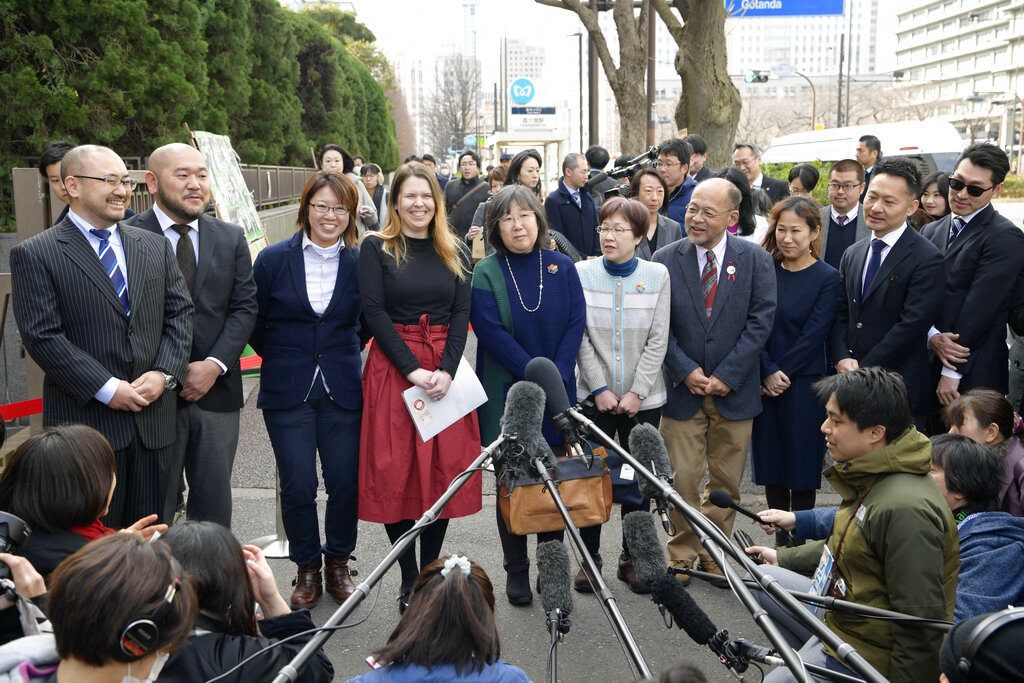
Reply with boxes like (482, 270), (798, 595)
(856, 134), (882, 203)
(11, 145), (193, 528)
(652, 178), (776, 582)
(819, 159), (869, 270)
(921, 144), (1024, 410)
(732, 142), (789, 204)
(545, 152), (600, 257)
(125, 143), (257, 526)
(443, 150), (487, 239)
(830, 157), (944, 422)
(683, 133), (715, 183)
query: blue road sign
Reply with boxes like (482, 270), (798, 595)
(726, 0), (844, 17)
(509, 78), (536, 105)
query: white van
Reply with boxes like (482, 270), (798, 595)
(762, 120), (965, 175)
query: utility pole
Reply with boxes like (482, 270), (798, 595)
(646, 0), (656, 147)
(836, 33), (845, 129)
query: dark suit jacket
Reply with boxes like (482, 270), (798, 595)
(760, 176), (790, 204)
(250, 231), (363, 411)
(692, 166), (715, 183)
(125, 209), (258, 412)
(10, 217), (193, 450)
(921, 205), (1024, 393)
(820, 204), (869, 261)
(545, 179), (600, 257)
(652, 234), (777, 421)
(830, 227), (944, 412)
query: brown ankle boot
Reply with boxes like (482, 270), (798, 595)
(324, 556), (356, 603)
(290, 562), (323, 609)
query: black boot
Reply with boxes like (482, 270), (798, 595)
(505, 568), (533, 606)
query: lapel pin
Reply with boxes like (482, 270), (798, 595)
(726, 262), (736, 281)
(547, 264), (559, 274)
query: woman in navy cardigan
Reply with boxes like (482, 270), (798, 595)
(250, 171), (364, 611)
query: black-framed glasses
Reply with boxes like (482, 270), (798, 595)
(310, 202), (350, 216)
(827, 181), (863, 192)
(948, 175), (994, 197)
(74, 175), (137, 191)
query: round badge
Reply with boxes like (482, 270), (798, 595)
(726, 265), (736, 275)
(413, 399), (425, 410)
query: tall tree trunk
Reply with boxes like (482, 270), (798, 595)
(651, 0), (741, 169)
(535, 0), (647, 154)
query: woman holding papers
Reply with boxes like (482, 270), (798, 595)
(471, 184), (586, 606)
(358, 162), (481, 615)
(251, 171), (364, 612)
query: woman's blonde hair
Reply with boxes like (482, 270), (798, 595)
(370, 162), (467, 280)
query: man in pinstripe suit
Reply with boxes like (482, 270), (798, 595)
(11, 145), (193, 528)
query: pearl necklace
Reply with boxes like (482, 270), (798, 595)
(504, 250), (544, 313)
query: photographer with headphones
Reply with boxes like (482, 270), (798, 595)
(939, 606), (1024, 682)
(0, 533), (196, 682)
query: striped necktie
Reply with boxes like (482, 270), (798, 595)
(89, 229), (131, 316)
(948, 216), (965, 246)
(701, 250), (718, 318)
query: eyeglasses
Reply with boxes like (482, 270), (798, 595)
(685, 204), (732, 220)
(499, 213), (536, 227)
(596, 225), (632, 235)
(655, 160), (682, 169)
(310, 203), (350, 216)
(828, 182), (863, 192)
(947, 175), (994, 197)
(74, 175), (137, 191)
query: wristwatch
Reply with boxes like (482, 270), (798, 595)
(161, 372), (178, 391)
(636, 392), (648, 401)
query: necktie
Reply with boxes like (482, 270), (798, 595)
(89, 229), (131, 316)
(571, 190), (581, 208)
(862, 238), (886, 298)
(948, 216), (965, 246)
(837, 215), (848, 226)
(701, 250), (718, 318)
(172, 224), (197, 292)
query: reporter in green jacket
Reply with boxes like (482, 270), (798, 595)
(747, 367), (958, 683)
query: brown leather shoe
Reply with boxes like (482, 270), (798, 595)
(668, 560), (694, 587)
(324, 556), (356, 604)
(573, 554), (603, 593)
(617, 552), (649, 594)
(290, 562), (323, 609)
(697, 552), (729, 590)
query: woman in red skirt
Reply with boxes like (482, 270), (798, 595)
(357, 162), (481, 613)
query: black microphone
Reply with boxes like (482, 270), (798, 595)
(628, 423), (674, 534)
(524, 357), (585, 458)
(499, 381), (557, 477)
(583, 171), (609, 191)
(708, 489), (773, 528)
(536, 540), (573, 635)
(621, 511), (667, 593)
(650, 574), (748, 677)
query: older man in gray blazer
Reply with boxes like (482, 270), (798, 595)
(652, 178), (776, 582)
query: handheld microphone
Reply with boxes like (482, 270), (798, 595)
(650, 574), (748, 677)
(524, 357), (585, 458)
(628, 424), (674, 534)
(499, 381), (556, 477)
(621, 511), (667, 593)
(536, 540), (573, 635)
(708, 489), (772, 528)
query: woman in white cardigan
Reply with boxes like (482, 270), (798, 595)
(574, 196), (670, 595)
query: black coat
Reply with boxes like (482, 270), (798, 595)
(544, 179), (600, 257)
(124, 209), (257, 412)
(760, 176), (791, 205)
(921, 204), (1024, 393)
(830, 227), (945, 413)
(161, 611), (333, 682)
(444, 177), (487, 239)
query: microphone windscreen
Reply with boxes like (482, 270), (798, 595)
(628, 423), (672, 500)
(622, 511), (667, 589)
(500, 381), (554, 473)
(708, 489), (735, 510)
(583, 171), (609, 190)
(651, 574), (718, 646)
(524, 357), (572, 417)
(536, 540), (573, 616)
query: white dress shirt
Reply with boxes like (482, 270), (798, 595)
(695, 233), (730, 286)
(68, 210), (129, 405)
(860, 224), (906, 293)
(831, 204), (860, 225)
(751, 173), (764, 190)
(302, 234), (344, 396)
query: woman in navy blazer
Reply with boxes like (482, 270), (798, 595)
(250, 171), (363, 611)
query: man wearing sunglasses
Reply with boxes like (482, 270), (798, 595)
(922, 144), (1024, 415)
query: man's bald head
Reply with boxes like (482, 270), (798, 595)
(145, 143), (210, 223)
(58, 146), (130, 227)
(147, 143), (204, 175)
(60, 145), (124, 182)
(685, 178), (739, 249)
(696, 177), (742, 211)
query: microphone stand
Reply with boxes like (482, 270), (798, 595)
(531, 457), (653, 681)
(567, 407), (888, 683)
(546, 607), (569, 683)
(271, 434), (507, 683)
(685, 569), (953, 632)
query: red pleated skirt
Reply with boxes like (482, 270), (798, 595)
(358, 315), (482, 523)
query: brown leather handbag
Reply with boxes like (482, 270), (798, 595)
(498, 447), (613, 535)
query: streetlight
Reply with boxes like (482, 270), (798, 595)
(746, 68), (817, 129)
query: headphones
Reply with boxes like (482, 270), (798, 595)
(956, 606), (1024, 678)
(115, 556), (185, 662)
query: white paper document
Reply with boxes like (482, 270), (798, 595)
(402, 357), (487, 442)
